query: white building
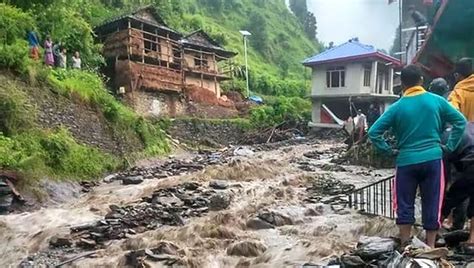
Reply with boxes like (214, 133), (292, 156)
(303, 39), (401, 128)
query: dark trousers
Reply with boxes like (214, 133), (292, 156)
(442, 166), (474, 221)
(444, 160), (468, 230)
(394, 159), (444, 230)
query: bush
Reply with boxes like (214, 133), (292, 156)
(250, 96), (311, 128)
(0, 129), (119, 180)
(0, 78), (35, 135)
(0, 40), (32, 74)
(0, 4), (34, 45)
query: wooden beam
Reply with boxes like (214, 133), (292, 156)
(127, 19), (131, 61)
(166, 32), (170, 68)
(141, 23), (144, 64)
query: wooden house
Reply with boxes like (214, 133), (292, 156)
(181, 30), (236, 99)
(95, 6), (184, 116)
(95, 6), (237, 117)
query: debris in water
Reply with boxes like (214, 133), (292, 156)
(304, 174), (355, 205)
(125, 241), (185, 267)
(49, 235), (73, 248)
(68, 183), (227, 249)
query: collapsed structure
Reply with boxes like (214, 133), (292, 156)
(95, 6), (236, 117)
(406, 0), (474, 79)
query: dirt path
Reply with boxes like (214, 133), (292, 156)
(0, 138), (397, 267)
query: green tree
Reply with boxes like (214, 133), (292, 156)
(247, 12), (269, 55)
(304, 12), (317, 40)
(289, 0), (307, 23)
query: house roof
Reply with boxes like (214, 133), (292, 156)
(303, 40), (400, 66)
(181, 29), (237, 58)
(95, 5), (179, 36)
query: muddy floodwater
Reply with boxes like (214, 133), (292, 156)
(0, 139), (398, 267)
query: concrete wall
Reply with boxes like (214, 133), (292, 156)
(311, 62), (368, 96)
(311, 61), (394, 96)
(185, 76), (221, 98)
(130, 90), (185, 117)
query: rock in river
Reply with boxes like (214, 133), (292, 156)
(209, 193), (231, 211)
(122, 176), (144, 185)
(209, 180), (229, 190)
(227, 241), (267, 257)
(246, 218), (275, 230)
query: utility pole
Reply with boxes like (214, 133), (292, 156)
(239, 30), (252, 98)
(399, 0), (403, 62)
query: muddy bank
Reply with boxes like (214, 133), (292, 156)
(0, 138), (397, 267)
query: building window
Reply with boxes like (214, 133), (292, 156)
(326, 66), (345, 88)
(377, 70), (389, 93)
(363, 65), (371, 87)
(143, 33), (160, 54)
(194, 57), (209, 68)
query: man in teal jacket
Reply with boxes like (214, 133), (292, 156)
(368, 65), (466, 248)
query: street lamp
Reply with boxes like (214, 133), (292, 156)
(239, 30), (251, 98)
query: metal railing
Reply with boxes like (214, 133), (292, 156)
(348, 175), (395, 219)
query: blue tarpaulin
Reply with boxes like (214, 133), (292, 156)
(249, 95), (263, 104)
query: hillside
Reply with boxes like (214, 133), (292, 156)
(0, 1), (315, 190)
(93, 0), (321, 96)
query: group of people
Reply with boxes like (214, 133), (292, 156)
(368, 58), (474, 250)
(347, 104), (381, 143)
(27, 31), (81, 69)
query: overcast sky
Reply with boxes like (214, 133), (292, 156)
(307, 0), (400, 50)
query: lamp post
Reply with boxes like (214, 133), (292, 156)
(239, 30), (251, 98)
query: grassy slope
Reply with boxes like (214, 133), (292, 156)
(91, 0), (319, 83)
(167, 0), (319, 80)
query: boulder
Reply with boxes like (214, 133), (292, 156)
(226, 241), (267, 257)
(122, 176), (144, 185)
(246, 218), (275, 230)
(209, 193), (231, 211)
(258, 211), (293, 226)
(209, 180), (229, 190)
(49, 235), (72, 248)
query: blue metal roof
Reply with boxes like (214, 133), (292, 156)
(303, 40), (396, 66)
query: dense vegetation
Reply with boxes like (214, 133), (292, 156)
(3, 0), (321, 96)
(0, 0), (317, 185)
(0, 3), (170, 186)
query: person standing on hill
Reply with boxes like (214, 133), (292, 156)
(52, 41), (62, 68)
(449, 58), (474, 121)
(43, 36), (54, 67)
(27, 30), (40, 60)
(368, 65), (466, 248)
(72, 51), (81, 69)
(58, 48), (67, 69)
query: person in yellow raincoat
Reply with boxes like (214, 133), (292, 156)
(449, 58), (474, 121)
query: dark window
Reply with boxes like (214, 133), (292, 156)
(326, 72), (330, 87)
(363, 65), (371, 87)
(143, 33), (160, 54)
(194, 57), (209, 68)
(326, 66), (345, 88)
